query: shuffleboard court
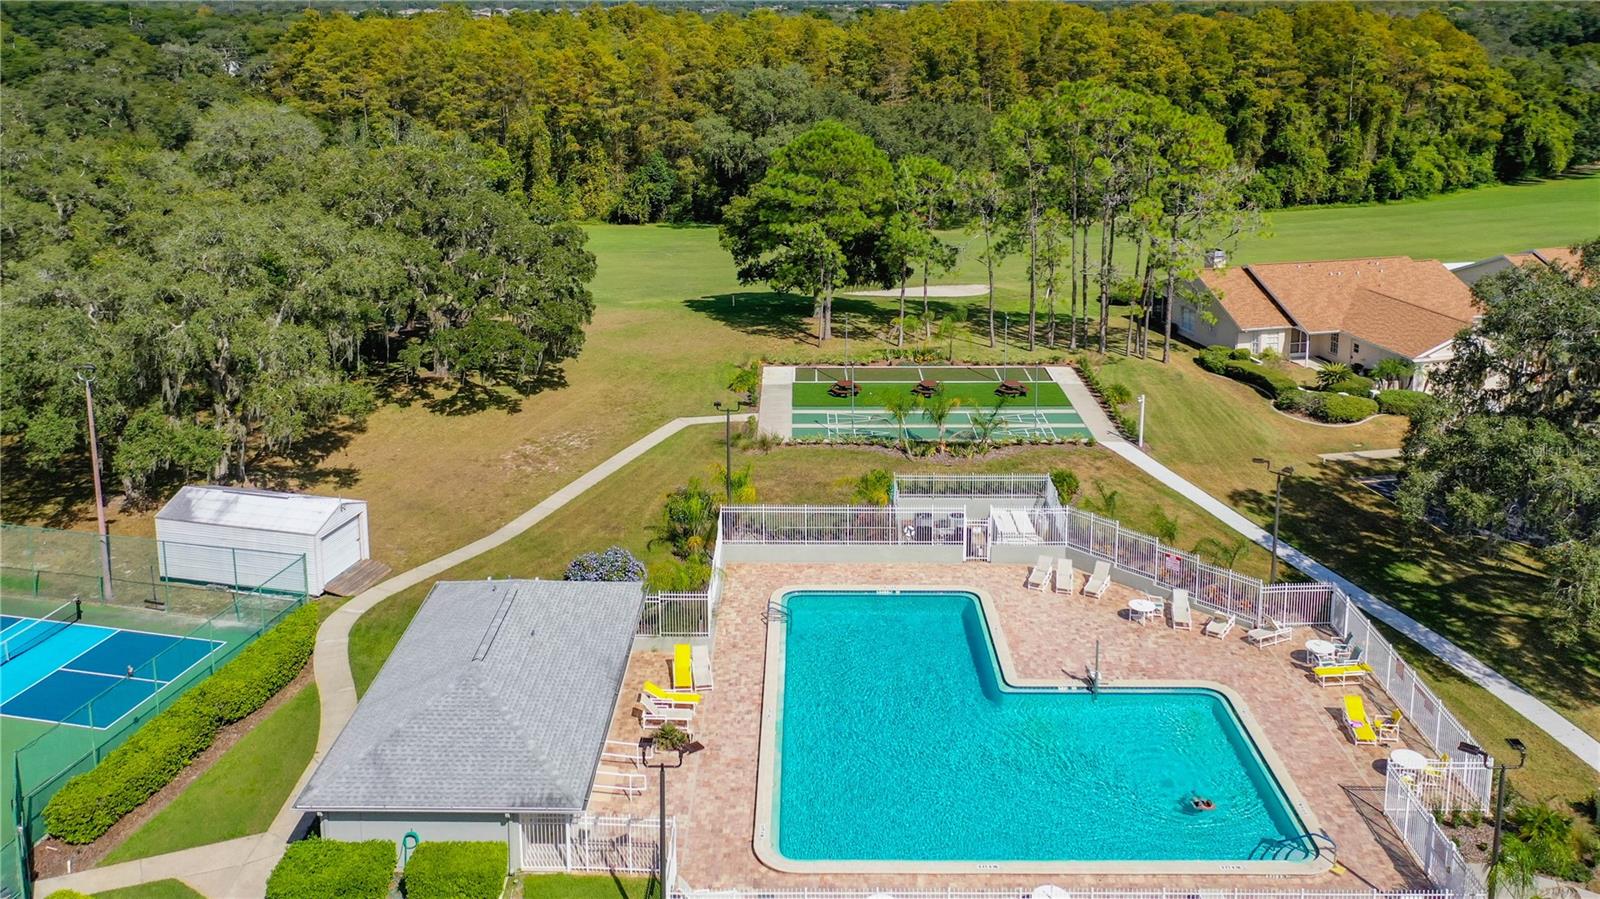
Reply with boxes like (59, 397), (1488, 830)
(789, 365), (1092, 442)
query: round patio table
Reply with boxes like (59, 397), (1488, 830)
(1305, 638), (1338, 664)
(1033, 888), (1070, 899)
(1128, 597), (1159, 625)
(1389, 748), (1429, 772)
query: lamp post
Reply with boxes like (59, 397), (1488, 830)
(1251, 458), (1295, 585)
(713, 400), (745, 503)
(1460, 738), (1527, 899)
(1136, 394), (1146, 449)
(642, 734), (702, 896)
(75, 364), (114, 602)
(1002, 312), (1010, 367)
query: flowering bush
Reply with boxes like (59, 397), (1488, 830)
(564, 545), (646, 582)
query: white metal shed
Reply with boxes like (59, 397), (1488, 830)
(155, 486), (371, 596)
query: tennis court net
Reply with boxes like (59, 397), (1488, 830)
(1, 598), (81, 662)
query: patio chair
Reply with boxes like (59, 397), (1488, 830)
(640, 694), (695, 729)
(1203, 614), (1236, 639)
(1245, 616), (1292, 648)
(1024, 555), (1053, 591)
(641, 680), (700, 709)
(672, 643), (694, 691)
(1051, 559), (1075, 594)
(1342, 694), (1379, 746)
(1377, 708), (1403, 744)
(1313, 662), (1373, 687)
(1082, 560), (1112, 599)
(1169, 589), (1193, 630)
(690, 646), (714, 691)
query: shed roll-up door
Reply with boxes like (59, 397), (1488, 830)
(320, 516), (362, 579)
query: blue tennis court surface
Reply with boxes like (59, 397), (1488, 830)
(0, 615), (222, 729)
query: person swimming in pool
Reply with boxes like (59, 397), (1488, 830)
(1190, 794), (1216, 811)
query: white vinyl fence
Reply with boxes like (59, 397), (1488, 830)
(1385, 768), (1488, 899)
(521, 813), (675, 877)
(638, 528), (725, 638)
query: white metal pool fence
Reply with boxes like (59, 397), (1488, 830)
(520, 813), (675, 879)
(1385, 767), (1487, 899)
(639, 529), (725, 638)
(892, 473), (1061, 507)
(672, 883), (1465, 889)
(721, 505), (968, 546)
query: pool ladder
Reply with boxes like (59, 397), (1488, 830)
(1252, 830), (1335, 862)
(764, 601), (790, 623)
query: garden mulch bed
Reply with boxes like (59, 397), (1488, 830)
(29, 662), (315, 880)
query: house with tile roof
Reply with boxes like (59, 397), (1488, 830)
(1176, 254), (1482, 392)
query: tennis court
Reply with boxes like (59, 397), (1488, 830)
(1, 602), (223, 729)
(790, 365), (1091, 441)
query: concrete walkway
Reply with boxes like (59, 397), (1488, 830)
(1052, 366), (1600, 772)
(1318, 447), (1403, 462)
(35, 414), (749, 899)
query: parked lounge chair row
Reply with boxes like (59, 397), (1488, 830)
(641, 643), (713, 729)
(1343, 693), (1402, 746)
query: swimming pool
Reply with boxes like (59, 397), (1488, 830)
(757, 588), (1321, 873)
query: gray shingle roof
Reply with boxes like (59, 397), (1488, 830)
(296, 578), (643, 813)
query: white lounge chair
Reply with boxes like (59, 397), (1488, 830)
(691, 647), (714, 691)
(1024, 555), (1053, 591)
(1082, 560), (1111, 599)
(1203, 614), (1236, 639)
(640, 694), (694, 729)
(1169, 589), (1192, 630)
(1246, 616), (1292, 648)
(1051, 558), (1075, 594)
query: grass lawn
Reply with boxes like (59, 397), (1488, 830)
(520, 872), (656, 899)
(348, 424), (1278, 695)
(91, 880), (206, 899)
(102, 685), (320, 864)
(1090, 340), (1599, 802)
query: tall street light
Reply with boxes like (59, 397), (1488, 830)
(1461, 737), (1527, 899)
(75, 364), (115, 602)
(642, 733), (702, 896)
(1251, 458), (1295, 585)
(713, 399), (746, 503)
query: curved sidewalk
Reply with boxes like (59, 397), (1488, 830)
(35, 414), (748, 899)
(1050, 365), (1599, 772)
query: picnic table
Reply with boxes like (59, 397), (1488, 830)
(912, 379), (940, 397)
(828, 379), (860, 397)
(996, 379), (1028, 397)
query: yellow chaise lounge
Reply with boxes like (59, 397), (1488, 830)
(641, 680), (700, 709)
(673, 642), (714, 691)
(1343, 694), (1378, 745)
(1314, 662), (1373, 686)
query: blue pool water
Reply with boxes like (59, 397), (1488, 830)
(775, 590), (1312, 863)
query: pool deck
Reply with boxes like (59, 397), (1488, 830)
(594, 562), (1435, 893)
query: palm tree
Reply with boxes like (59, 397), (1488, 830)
(646, 478), (718, 561)
(851, 468), (894, 505)
(1316, 362), (1353, 389)
(1193, 535), (1249, 568)
(922, 389), (961, 453)
(936, 305), (970, 362)
(882, 390), (920, 455)
(713, 463), (758, 504)
(1087, 480), (1121, 518)
(1372, 357), (1415, 389)
(970, 401), (1006, 452)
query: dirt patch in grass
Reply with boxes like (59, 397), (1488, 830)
(29, 664), (315, 880)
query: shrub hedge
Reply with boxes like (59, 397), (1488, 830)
(43, 603), (319, 844)
(1318, 375), (1375, 396)
(1220, 359), (1299, 400)
(43, 891), (93, 899)
(403, 841), (509, 899)
(1273, 390), (1323, 416)
(266, 838), (395, 899)
(1376, 389), (1435, 418)
(1197, 345), (1232, 373)
(1073, 355), (1138, 439)
(1317, 393), (1379, 423)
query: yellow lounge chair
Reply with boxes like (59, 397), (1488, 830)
(1314, 662), (1373, 686)
(641, 680), (700, 709)
(1343, 694), (1378, 745)
(672, 643), (694, 691)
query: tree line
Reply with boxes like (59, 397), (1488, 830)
(260, 1), (1592, 221)
(2, 10), (595, 502)
(721, 82), (1247, 361)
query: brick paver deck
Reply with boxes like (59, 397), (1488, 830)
(598, 562), (1433, 894)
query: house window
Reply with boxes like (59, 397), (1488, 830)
(1289, 329), (1308, 358)
(1329, 333), (1340, 356)
(1352, 342), (1361, 355)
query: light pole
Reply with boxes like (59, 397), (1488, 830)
(75, 364), (114, 602)
(1002, 312), (1010, 367)
(1251, 458), (1295, 585)
(642, 734), (702, 896)
(713, 400), (745, 503)
(1136, 394), (1146, 449)
(1461, 738), (1527, 899)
